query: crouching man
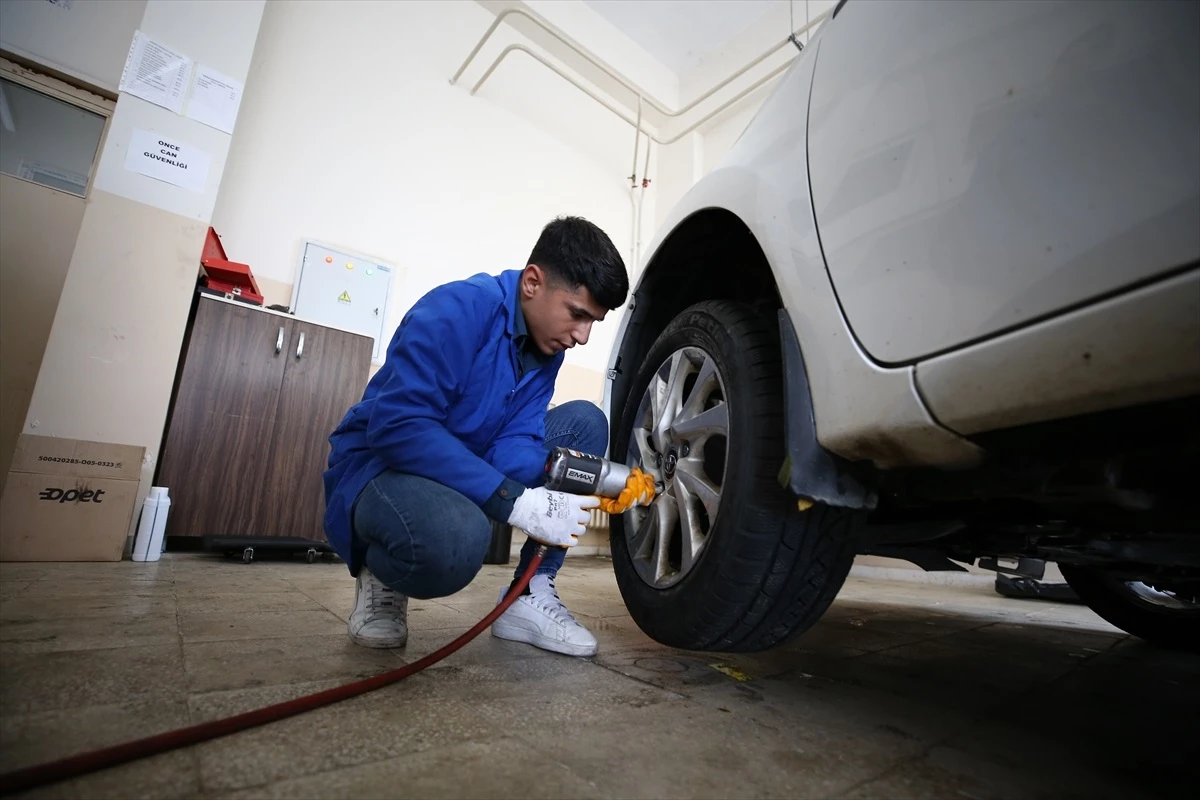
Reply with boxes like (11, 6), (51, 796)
(322, 216), (629, 657)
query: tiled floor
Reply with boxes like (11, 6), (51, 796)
(1, 554), (1195, 799)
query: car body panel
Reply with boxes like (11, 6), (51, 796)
(603, 0), (1198, 471)
(807, 0), (1200, 364)
(916, 267), (1200, 435)
(603, 42), (983, 470)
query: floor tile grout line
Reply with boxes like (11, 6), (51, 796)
(831, 621), (1132, 798)
(196, 732), (546, 797)
(182, 672), (497, 797)
(191, 660), (674, 797)
(586, 658), (693, 701)
(832, 744), (934, 798)
(1, 637), (186, 656)
(169, 556), (210, 794)
(503, 728), (605, 793)
(269, 566), (358, 629)
(170, 555), (194, 723)
(14, 557), (1145, 797)
(862, 619), (1000, 657)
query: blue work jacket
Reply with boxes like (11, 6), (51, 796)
(322, 269), (562, 572)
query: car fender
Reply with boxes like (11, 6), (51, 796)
(603, 42), (982, 490)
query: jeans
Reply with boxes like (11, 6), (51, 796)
(351, 400), (609, 599)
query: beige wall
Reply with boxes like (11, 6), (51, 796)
(0, 176), (87, 487)
(19, 0), (266, 554)
(255, 275), (294, 311)
(22, 188), (208, 455)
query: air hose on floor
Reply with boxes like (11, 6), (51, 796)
(0, 546), (548, 797)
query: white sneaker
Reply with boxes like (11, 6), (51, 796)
(347, 568), (408, 649)
(491, 574), (598, 657)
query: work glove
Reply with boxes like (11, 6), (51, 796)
(508, 486), (596, 548)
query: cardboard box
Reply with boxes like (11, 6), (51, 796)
(0, 435), (145, 561)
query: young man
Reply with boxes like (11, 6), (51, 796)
(322, 216), (629, 657)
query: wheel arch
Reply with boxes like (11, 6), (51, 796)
(608, 206), (876, 510)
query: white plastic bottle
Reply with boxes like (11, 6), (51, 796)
(131, 487), (170, 562)
(147, 488), (171, 561)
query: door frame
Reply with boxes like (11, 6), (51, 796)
(0, 55), (116, 199)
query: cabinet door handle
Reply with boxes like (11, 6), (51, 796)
(275, 326), (285, 355)
(296, 332), (305, 359)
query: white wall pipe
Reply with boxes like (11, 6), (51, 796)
(456, 6), (828, 272)
(631, 94), (642, 187)
(468, 43), (792, 146)
(450, 5), (831, 122)
(470, 44), (641, 130)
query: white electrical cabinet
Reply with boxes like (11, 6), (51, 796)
(290, 241), (398, 362)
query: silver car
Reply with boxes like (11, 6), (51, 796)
(601, 0), (1200, 652)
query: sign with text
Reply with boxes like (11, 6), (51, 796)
(124, 129), (211, 193)
(186, 65), (244, 134)
(118, 30), (192, 114)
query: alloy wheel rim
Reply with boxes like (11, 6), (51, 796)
(624, 346), (729, 589)
(1123, 581), (1200, 613)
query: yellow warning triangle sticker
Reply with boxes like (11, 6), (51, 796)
(338, 290), (351, 304)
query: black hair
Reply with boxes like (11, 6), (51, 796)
(527, 216), (629, 310)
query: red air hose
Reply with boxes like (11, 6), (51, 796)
(0, 547), (547, 796)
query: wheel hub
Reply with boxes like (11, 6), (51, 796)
(621, 346), (729, 589)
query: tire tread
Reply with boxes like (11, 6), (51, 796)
(611, 299), (860, 652)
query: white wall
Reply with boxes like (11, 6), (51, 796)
(524, 0), (680, 109)
(211, 0), (660, 382)
(91, 0), (265, 222)
(683, 0), (836, 179)
(0, 0), (146, 92)
(649, 1), (834, 232)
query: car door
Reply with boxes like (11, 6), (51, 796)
(806, 0), (1200, 364)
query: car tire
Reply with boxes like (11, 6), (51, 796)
(609, 299), (859, 652)
(1059, 564), (1200, 653)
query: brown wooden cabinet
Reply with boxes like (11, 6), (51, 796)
(158, 294), (372, 542)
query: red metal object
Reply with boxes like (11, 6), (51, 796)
(200, 227), (263, 306)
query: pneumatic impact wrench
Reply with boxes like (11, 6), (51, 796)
(542, 447), (657, 513)
(543, 447), (632, 497)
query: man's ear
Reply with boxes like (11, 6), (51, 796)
(520, 264), (544, 299)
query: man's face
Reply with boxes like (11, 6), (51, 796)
(519, 265), (608, 356)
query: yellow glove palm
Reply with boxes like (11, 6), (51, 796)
(596, 468), (657, 514)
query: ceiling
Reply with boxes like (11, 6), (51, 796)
(582, 0), (782, 76)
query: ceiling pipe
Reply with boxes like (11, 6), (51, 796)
(467, 43), (796, 146)
(631, 94), (642, 187)
(454, 5), (829, 273)
(451, 5), (831, 124)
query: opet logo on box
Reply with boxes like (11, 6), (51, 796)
(38, 487), (106, 504)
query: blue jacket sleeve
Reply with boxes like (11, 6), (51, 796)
(365, 285), (508, 506)
(483, 366), (559, 487)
